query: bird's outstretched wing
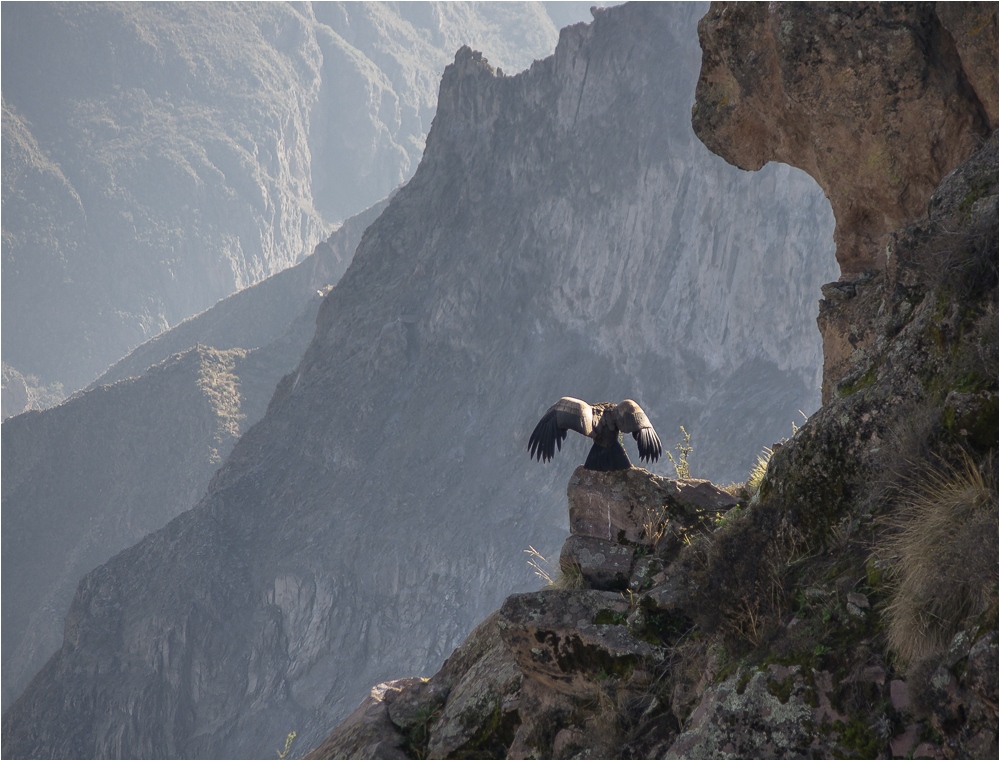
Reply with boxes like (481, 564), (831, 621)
(528, 397), (595, 462)
(616, 399), (662, 463)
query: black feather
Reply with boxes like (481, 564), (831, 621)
(528, 410), (566, 462)
(584, 440), (631, 471)
(635, 427), (662, 462)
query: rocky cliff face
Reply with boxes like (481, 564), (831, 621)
(690, 2), (997, 403)
(2, 347), (246, 709)
(691, 2), (992, 278)
(1, 3), (838, 758)
(1, 1), (585, 409)
(308, 3), (998, 759)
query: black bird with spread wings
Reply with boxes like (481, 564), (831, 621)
(528, 397), (662, 471)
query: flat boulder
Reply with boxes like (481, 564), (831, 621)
(567, 466), (735, 544)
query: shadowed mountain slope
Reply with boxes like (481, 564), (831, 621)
(1, 199), (384, 711)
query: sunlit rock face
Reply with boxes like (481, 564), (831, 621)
(1, 4), (836, 758)
(692, 2), (996, 401)
(692, 2), (993, 278)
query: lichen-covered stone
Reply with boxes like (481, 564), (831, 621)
(641, 574), (691, 614)
(382, 677), (448, 735)
(498, 589), (663, 698)
(908, 630), (999, 759)
(505, 679), (577, 760)
(559, 535), (634, 590)
(567, 466), (733, 544)
(664, 665), (867, 758)
(628, 555), (666, 593)
(425, 614), (523, 759)
(304, 681), (410, 760)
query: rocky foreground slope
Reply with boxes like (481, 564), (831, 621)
(309, 3), (999, 758)
(2, 3), (838, 758)
(1, 1), (585, 408)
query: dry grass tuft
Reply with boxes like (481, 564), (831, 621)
(641, 504), (670, 548)
(554, 560), (586, 590)
(746, 447), (773, 503)
(524, 546), (585, 589)
(881, 454), (998, 666)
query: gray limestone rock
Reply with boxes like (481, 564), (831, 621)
(559, 535), (634, 591)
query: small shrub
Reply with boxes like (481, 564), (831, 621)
(276, 731), (296, 759)
(665, 426), (693, 479)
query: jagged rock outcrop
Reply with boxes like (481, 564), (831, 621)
(307, 467), (727, 760)
(1, 4), (838, 757)
(691, 2), (998, 403)
(0, 201), (383, 711)
(692, 3), (993, 279)
(1, 2), (585, 406)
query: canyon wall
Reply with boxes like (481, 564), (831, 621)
(2, 4), (839, 758)
(308, 3), (998, 759)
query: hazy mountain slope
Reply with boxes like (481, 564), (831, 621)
(1, 347), (249, 708)
(1, 2), (329, 397)
(2, 4), (837, 758)
(305, 1), (574, 220)
(0, 198), (386, 710)
(1, 1), (589, 407)
(93, 198), (388, 388)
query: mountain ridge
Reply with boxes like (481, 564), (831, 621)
(1, 1), (589, 409)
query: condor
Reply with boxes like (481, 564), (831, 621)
(528, 397), (662, 471)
